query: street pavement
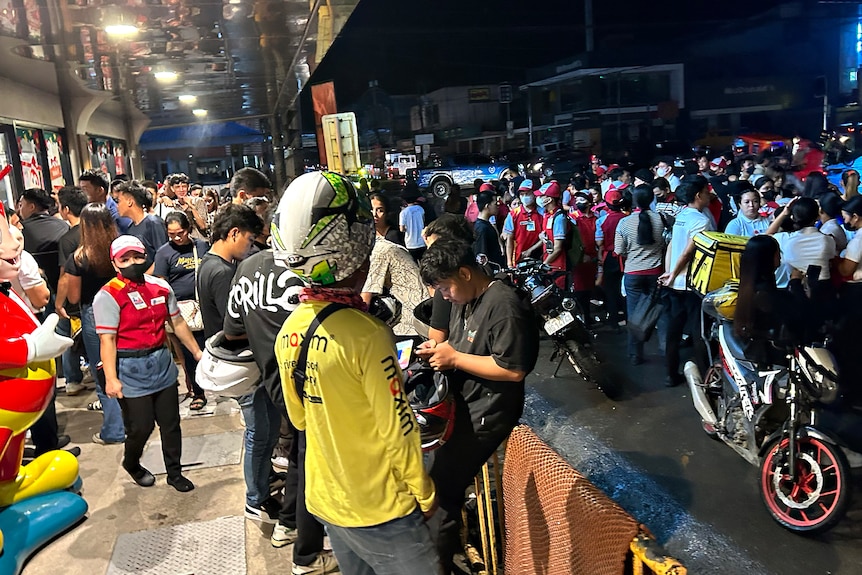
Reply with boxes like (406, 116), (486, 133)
(525, 330), (862, 575)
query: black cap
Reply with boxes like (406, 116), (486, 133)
(634, 168), (654, 185)
(842, 195), (862, 217)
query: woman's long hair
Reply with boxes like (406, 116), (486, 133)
(633, 185), (655, 246)
(74, 203), (117, 276)
(734, 235), (779, 339)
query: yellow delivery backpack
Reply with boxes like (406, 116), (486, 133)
(687, 231), (749, 297)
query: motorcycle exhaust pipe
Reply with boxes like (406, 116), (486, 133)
(684, 361), (717, 426)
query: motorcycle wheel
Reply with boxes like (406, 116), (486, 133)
(759, 435), (851, 534)
(563, 339), (620, 399)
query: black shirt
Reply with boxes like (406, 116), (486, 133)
(127, 215), (168, 266)
(223, 250), (306, 411)
(198, 251), (237, 338)
(57, 225), (80, 269)
(63, 253), (114, 306)
(447, 280), (539, 433)
(21, 213), (69, 291)
(473, 218), (505, 268)
(153, 239), (209, 301)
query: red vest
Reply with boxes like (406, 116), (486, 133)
(542, 209), (567, 271)
(570, 212), (598, 258)
(510, 206), (543, 262)
(99, 275), (173, 351)
(600, 210), (626, 250)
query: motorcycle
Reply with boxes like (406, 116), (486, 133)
(684, 290), (857, 534)
(505, 259), (618, 398)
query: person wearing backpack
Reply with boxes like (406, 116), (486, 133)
(536, 181), (569, 289)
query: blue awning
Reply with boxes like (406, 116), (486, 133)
(139, 122), (265, 150)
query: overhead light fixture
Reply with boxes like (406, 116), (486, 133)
(154, 70), (178, 81)
(192, 108), (208, 117)
(105, 23), (138, 36)
(178, 94), (197, 103)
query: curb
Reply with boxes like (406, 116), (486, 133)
(521, 388), (774, 574)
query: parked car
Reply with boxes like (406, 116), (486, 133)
(416, 153), (504, 197)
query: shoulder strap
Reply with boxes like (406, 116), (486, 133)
(192, 242), (199, 301)
(293, 303), (349, 404)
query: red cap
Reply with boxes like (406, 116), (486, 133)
(536, 181), (562, 198)
(604, 190), (624, 206)
(478, 183), (495, 193)
(710, 158), (728, 169)
(594, 166), (607, 177)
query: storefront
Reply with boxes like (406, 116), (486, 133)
(0, 121), (73, 208)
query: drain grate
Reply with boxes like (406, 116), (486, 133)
(107, 516), (246, 575)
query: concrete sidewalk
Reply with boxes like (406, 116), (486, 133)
(22, 386), (288, 575)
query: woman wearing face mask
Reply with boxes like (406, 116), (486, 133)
(56, 203), (125, 444)
(536, 182), (568, 289)
(503, 180), (543, 267)
(725, 188), (771, 237)
(754, 176), (779, 218)
(93, 235), (203, 491)
(568, 192), (599, 324)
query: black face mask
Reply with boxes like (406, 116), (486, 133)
(575, 202), (590, 212)
(119, 262), (148, 283)
(844, 221), (856, 232)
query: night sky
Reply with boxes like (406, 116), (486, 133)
(312, 0), (785, 104)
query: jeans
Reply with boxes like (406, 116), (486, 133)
(623, 273), (663, 360)
(237, 385), (281, 507)
(321, 509), (441, 575)
(81, 304), (126, 443)
(118, 384), (182, 478)
(178, 331), (206, 397)
(56, 316), (84, 384)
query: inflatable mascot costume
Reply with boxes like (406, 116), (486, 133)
(0, 201), (87, 575)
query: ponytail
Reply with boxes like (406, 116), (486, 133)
(634, 185), (655, 246)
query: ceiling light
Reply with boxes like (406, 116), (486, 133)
(105, 24), (138, 36)
(192, 109), (208, 117)
(154, 70), (178, 81)
(178, 94), (197, 103)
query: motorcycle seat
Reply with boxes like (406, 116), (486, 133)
(721, 323), (748, 360)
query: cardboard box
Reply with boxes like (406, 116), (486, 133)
(687, 231), (749, 297)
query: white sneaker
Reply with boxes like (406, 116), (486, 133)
(81, 366), (95, 384)
(271, 455), (290, 471)
(271, 522), (297, 548)
(65, 382), (86, 396)
(291, 550), (340, 575)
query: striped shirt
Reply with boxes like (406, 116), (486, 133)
(614, 211), (666, 274)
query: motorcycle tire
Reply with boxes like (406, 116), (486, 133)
(563, 339), (620, 399)
(759, 434), (852, 535)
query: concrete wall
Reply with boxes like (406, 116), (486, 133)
(0, 76), (64, 128)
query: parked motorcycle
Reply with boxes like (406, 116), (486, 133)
(684, 292), (857, 534)
(506, 259), (618, 398)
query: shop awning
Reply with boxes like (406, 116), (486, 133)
(139, 122), (266, 150)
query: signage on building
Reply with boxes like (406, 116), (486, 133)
(499, 84), (513, 104)
(415, 133), (434, 145)
(468, 87), (491, 102)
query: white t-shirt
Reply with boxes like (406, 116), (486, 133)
(773, 227), (836, 287)
(724, 214), (771, 237)
(10, 250), (46, 314)
(820, 219), (848, 252)
(669, 206), (714, 291)
(843, 232), (862, 283)
(398, 204), (426, 249)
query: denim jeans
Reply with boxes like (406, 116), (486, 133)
(56, 316), (84, 384)
(81, 304), (126, 443)
(321, 509), (441, 575)
(623, 273), (664, 360)
(237, 385), (281, 507)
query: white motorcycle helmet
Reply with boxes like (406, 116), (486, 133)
(195, 331), (261, 398)
(271, 171), (374, 285)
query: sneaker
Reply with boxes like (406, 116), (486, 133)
(291, 550), (339, 575)
(92, 432), (124, 445)
(271, 522), (298, 548)
(244, 497), (280, 524)
(271, 455), (290, 471)
(269, 470), (288, 494)
(65, 382), (86, 396)
(81, 366), (95, 384)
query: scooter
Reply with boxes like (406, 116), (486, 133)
(505, 259), (618, 398)
(684, 292), (857, 534)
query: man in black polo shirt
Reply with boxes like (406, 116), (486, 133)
(417, 238), (539, 574)
(116, 181), (168, 270)
(17, 188), (69, 297)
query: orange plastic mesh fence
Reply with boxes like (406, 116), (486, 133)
(502, 425), (639, 575)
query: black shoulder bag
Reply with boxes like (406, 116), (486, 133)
(293, 303), (348, 403)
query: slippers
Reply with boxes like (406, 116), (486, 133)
(87, 400), (102, 411)
(189, 396), (207, 411)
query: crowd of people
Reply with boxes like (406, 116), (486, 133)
(8, 140), (862, 575)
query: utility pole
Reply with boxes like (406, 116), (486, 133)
(585, 0), (594, 53)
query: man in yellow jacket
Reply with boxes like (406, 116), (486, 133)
(273, 171), (439, 575)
